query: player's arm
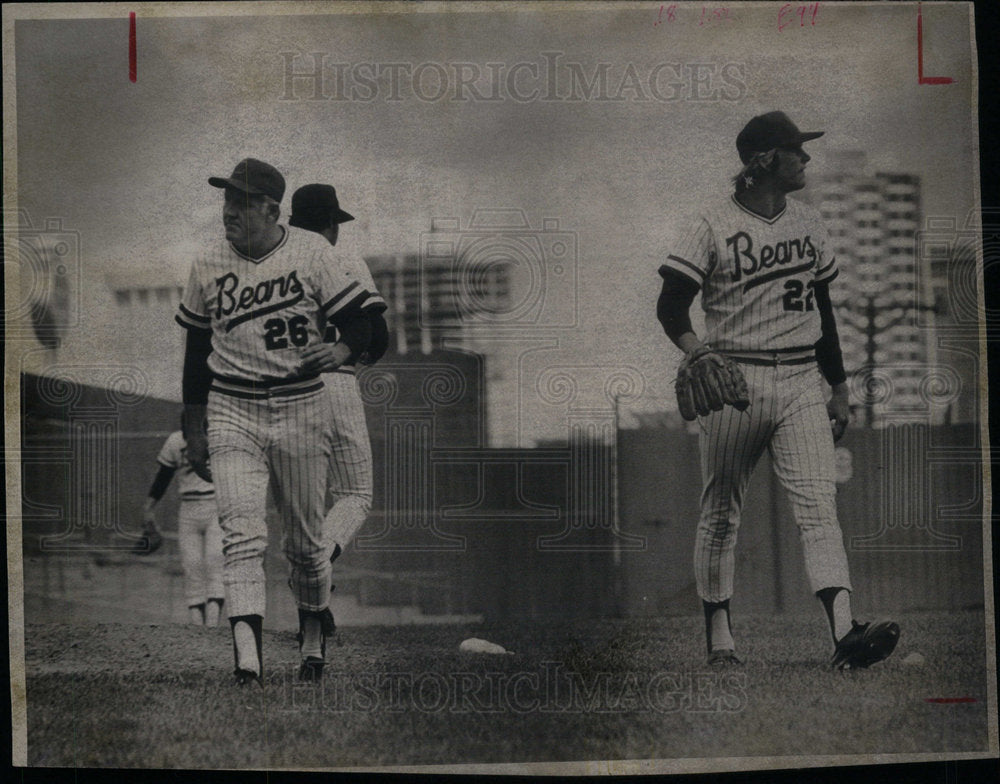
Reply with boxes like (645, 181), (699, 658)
(176, 265), (214, 480)
(658, 215), (714, 356)
(143, 464), (176, 529)
(180, 327), (214, 481)
(316, 310), (388, 367)
(304, 255), (388, 373)
(303, 312), (373, 373)
(814, 280), (849, 441)
(656, 267), (705, 355)
(361, 311), (389, 365)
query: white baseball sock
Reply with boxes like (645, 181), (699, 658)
(232, 620), (260, 675)
(818, 587), (853, 643)
(830, 591), (853, 641)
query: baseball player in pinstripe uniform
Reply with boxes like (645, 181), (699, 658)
(656, 112), (899, 669)
(176, 158), (386, 684)
(288, 185), (388, 570)
(141, 423), (224, 625)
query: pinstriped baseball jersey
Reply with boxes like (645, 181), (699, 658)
(175, 227), (385, 381)
(661, 195), (837, 352)
(157, 431), (215, 498)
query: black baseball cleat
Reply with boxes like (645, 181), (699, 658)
(831, 620), (900, 670)
(234, 667), (263, 687)
(298, 656), (325, 682)
(707, 649), (744, 667)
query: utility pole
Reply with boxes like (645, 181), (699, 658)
(839, 293), (938, 427)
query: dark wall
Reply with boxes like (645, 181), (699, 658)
(21, 372), (183, 554)
(618, 423), (985, 617)
(22, 365), (985, 620)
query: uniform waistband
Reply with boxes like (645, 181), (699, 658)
(210, 373), (324, 400)
(181, 491), (216, 500)
(722, 349), (816, 366)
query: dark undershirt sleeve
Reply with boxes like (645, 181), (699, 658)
(326, 312), (372, 362)
(814, 281), (847, 386)
(656, 269), (700, 345)
(365, 312), (389, 364)
(147, 465), (176, 502)
(182, 327), (213, 405)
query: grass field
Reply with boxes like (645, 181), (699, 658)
(23, 610), (993, 771)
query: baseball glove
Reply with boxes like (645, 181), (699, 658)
(132, 523), (163, 555)
(675, 346), (750, 421)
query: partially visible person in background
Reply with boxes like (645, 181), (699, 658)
(141, 418), (224, 626)
(288, 183), (388, 568)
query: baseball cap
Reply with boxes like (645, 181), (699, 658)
(736, 112), (824, 164)
(208, 158), (286, 202)
(289, 184), (355, 231)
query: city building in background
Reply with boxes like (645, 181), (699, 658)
(803, 152), (962, 426)
(365, 252), (513, 355)
(105, 271), (186, 400)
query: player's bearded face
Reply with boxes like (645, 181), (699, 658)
(774, 145), (810, 192)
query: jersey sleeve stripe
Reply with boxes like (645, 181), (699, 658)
(661, 256), (706, 285)
(329, 291), (387, 323)
(321, 281), (361, 315)
(362, 299), (388, 314)
(179, 303), (210, 324)
(176, 312), (211, 330)
(816, 267), (839, 284)
(816, 256), (837, 278)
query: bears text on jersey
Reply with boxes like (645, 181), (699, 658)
(724, 231), (817, 285)
(214, 269), (305, 326)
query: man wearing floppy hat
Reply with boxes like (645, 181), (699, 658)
(176, 158), (386, 684)
(287, 183), (389, 592)
(655, 112), (900, 669)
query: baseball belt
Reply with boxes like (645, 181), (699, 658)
(723, 349), (816, 367)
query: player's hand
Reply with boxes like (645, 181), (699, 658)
(827, 384), (850, 442)
(186, 433), (213, 482)
(300, 342), (351, 374)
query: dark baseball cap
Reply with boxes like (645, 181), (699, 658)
(736, 112), (824, 164)
(289, 184), (355, 230)
(208, 158), (286, 202)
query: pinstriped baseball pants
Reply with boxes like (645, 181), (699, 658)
(207, 388), (334, 617)
(323, 371), (373, 549)
(694, 363), (853, 603)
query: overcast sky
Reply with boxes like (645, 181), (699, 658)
(10, 2), (979, 443)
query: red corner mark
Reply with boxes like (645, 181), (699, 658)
(129, 12), (137, 83)
(917, 4), (954, 85)
(924, 697), (977, 704)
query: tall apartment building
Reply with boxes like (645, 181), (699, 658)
(364, 250), (518, 446)
(364, 253), (512, 356)
(805, 154), (940, 425)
